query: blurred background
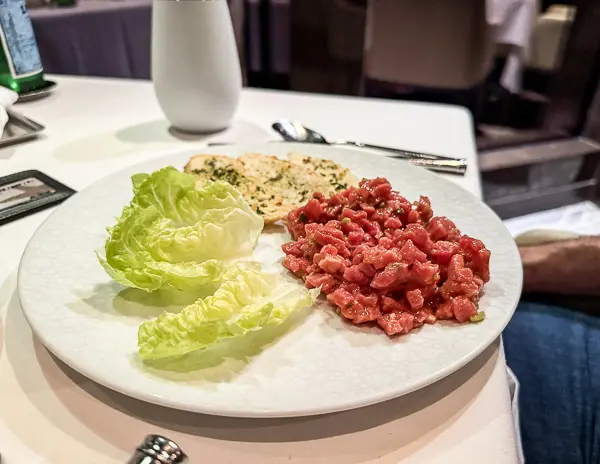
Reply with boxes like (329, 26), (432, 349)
(25, 0), (600, 220)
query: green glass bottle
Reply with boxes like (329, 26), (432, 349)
(0, 0), (45, 94)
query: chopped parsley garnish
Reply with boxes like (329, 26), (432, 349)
(212, 167), (241, 186)
(269, 173), (283, 182)
(395, 207), (405, 214)
(470, 312), (486, 323)
(341, 217), (351, 224)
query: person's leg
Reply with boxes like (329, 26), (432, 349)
(504, 302), (600, 464)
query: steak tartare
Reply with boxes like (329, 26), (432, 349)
(281, 177), (491, 336)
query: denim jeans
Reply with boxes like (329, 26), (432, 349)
(504, 302), (600, 464)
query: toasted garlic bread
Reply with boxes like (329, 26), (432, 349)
(288, 153), (359, 191)
(184, 152), (357, 224)
(239, 153), (334, 223)
(184, 155), (249, 190)
(184, 154), (285, 224)
(183, 154), (272, 212)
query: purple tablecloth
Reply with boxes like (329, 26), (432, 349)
(31, 0), (152, 79)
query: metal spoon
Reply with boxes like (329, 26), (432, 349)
(272, 120), (467, 175)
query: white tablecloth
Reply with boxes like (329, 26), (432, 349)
(0, 76), (521, 463)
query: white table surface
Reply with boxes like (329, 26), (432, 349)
(0, 76), (519, 463)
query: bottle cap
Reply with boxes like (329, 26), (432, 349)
(132, 435), (188, 464)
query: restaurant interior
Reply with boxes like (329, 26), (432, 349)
(0, 0), (598, 463)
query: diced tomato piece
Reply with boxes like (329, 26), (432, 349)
(406, 289), (424, 310)
(282, 255), (310, 275)
(406, 209), (420, 224)
(324, 205), (343, 218)
(460, 235), (491, 282)
(381, 296), (409, 313)
(399, 239), (427, 263)
(378, 312), (415, 335)
(313, 228), (349, 256)
(430, 241), (460, 265)
(378, 237), (395, 249)
(416, 196), (433, 221)
(341, 208), (368, 221)
(427, 216), (460, 241)
(316, 254), (348, 275)
(404, 223), (432, 251)
(304, 198), (324, 221)
(281, 241), (303, 257)
(341, 221), (362, 234)
(357, 262), (377, 277)
(415, 307), (436, 326)
(360, 203), (376, 215)
(452, 296), (478, 323)
(358, 219), (383, 239)
(435, 301), (454, 320)
(373, 182), (392, 198)
(305, 273), (337, 293)
(362, 246), (401, 269)
(343, 265), (371, 285)
(370, 263), (410, 289)
(347, 230), (365, 246)
(331, 287), (380, 324)
(384, 217), (403, 229)
(412, 260), (439, 284)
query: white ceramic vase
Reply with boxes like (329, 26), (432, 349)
(152, 0), (242, 133)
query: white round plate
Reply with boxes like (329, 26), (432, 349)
(18, 143), (522, 418)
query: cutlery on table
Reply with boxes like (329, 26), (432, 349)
(271, 119), (467, 175)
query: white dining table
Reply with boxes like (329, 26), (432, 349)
(0, 76), (521, 463)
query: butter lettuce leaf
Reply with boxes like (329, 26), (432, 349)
(131, 173), (149, 193)
(138, 269), (319, 360)
(98, 167), (264, 292)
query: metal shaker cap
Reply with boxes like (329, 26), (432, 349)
(135, 435), (188, 463)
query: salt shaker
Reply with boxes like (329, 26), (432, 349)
(127, 435), (188, 464)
